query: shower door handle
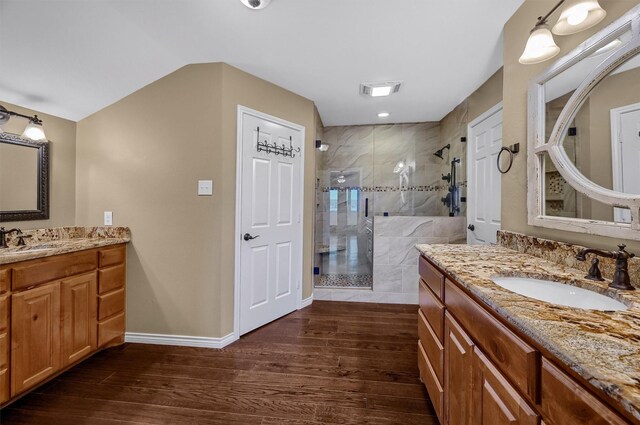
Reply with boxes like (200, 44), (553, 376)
(365, 198), (369, 218)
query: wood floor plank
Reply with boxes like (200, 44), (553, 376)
(3, 300), (431, 424)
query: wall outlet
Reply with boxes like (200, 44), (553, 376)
(104, 211), (113, 226)
(198, 180), (213, 196)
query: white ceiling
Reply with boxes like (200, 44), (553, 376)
(0, 0), (524, 126)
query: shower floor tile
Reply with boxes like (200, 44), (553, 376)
(315, 274), (373, 288)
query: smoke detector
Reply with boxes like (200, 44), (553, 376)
(360, 81), (402, 97)
(240, 0), (271, 10)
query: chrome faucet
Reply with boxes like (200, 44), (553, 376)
(0, 227), (21, 249)
(576, 244), (636, 291)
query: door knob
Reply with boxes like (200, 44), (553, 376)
(467, 225), (475, 231)
(243, 233), (260, 241)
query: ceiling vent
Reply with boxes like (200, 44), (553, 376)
(360, 81), (402, 97)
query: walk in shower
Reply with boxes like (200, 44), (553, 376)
(314, 123), (466, 290)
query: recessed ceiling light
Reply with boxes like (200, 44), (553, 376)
(360, 81), (402, 97)
(239, 0), (271, 10)
(378, 112), (390, 118)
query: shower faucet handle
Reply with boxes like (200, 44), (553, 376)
(441, 173), (451, 182)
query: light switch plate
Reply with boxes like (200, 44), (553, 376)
(198, 180), (213, 196)
(104, 211), (113, 226)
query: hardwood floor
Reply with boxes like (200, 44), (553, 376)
(0, 301), (438, 424)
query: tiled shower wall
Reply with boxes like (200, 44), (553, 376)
(315, 123), (468, 247)
(439, 100), (469, 217)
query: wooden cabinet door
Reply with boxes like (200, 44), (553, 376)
(472, 348), (538, 425)
(62, 272), (97, 366)
(445, 312), (474, 425)
(11, 282), (61, 396)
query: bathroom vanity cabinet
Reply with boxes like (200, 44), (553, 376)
(0, 244), (126, 405)
(417, 255), (633, 425)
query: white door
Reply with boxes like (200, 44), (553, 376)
(237, 108), (304, 335)
(467, 104), (503, 245)
(612, 104), (640, 223)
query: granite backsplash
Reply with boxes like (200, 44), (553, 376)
(497, 230), (640, 290)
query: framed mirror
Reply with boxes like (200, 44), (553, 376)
(528, 4), (640, 240)
(0, 132), (49, 222)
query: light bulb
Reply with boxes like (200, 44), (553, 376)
(552, 0), (606, 36)
(567, 7), (589, 26)
(519, 24), (560, 65)
(22, 120), (46, 140)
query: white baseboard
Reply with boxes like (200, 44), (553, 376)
(301, 294), (313, 308)
(125, 332), (237, 349)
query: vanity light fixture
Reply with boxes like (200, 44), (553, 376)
(360, 81), (402, 97)
(519, 0), (607, 65)
(377, 112), (390, 118)
(553, 0), (606, 35)
(318, 144), (329, 152)
(0, 105), (46, 141)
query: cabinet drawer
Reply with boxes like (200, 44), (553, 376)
(541, 359), (628, 425)
(0, 295), (8, 333)
(12, 250), (98, 291)
(445, 278), (538, 402)
(419, 279), (444, 342)
(0, 268), (9, 294)
(98, 288), (125, 321)
(98, 312), (125, 347)
(418, 309), (443, 383)
(419, 256), (444, 300)
(99, 245), (125, 268)
(98, 264), (125, 295)
(418, 341), (444, 424)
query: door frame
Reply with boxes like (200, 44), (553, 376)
(611, 101), (640, 223)
(234, 105), (306, 339)
(466, 102), (503, 244)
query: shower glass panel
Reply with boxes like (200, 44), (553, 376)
(314, 123), (453, 290)
(315, 168), (373, 288)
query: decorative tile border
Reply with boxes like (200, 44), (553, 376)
(314, 274), (372, 288)
(320, 182), (467, 193)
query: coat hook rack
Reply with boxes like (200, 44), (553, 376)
(255, 127), (301, 158)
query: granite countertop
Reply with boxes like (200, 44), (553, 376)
(416, 243), (640, 422)
(0, 226), (130, 265)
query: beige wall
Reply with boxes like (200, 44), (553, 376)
(0, 101), (76, 229)
(440, 68), (503, 215)
(76, 63), (224, 337)
(468, 68), (504, 123)
(76, 63), (316, 338)
(502, 0), (640, 253)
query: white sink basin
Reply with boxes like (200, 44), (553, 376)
(491, 277), (627, 312)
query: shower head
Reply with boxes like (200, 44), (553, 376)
(434, 144), (451, 159)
